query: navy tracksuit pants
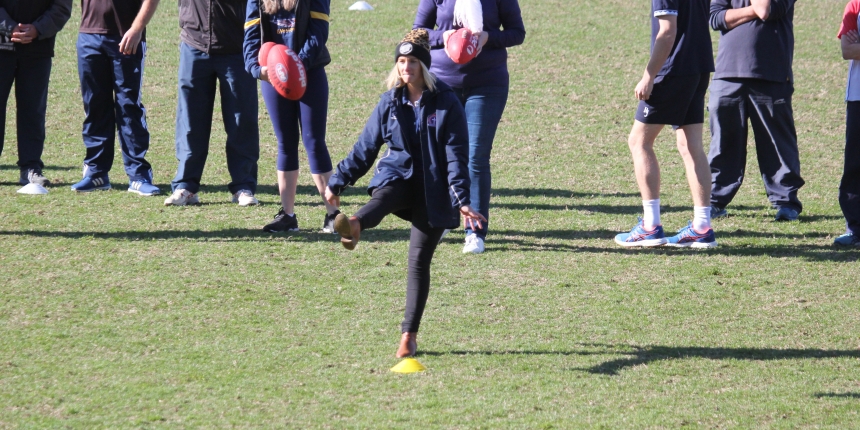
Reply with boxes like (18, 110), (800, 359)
(0, 55), (52, 171)
(708, 78), (805, 212)
(841, 102), (860, 235)
(77, 33), (153, 182)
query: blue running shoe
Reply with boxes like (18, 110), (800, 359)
(666, 222), (718, 248)
(775, 207), (799, 222)
(71, 176), (111, 192)
(833, 233), (860, 247)
(128, 179), (161, 196)
(711, 205), (727, 219)
(614, 219), (667, 247)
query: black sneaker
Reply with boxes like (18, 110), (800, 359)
(19, 168), (50, 187)
(322, 210), (340, 234)
(263, 208), (299, 233)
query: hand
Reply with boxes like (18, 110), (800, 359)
(118, 26), (144, 55)
(260, 66), (270, 83)
(442, 29), (456, 57)
(324, 186), (340, 207)
(475, 30), (489, 54)
(634, 74), (654, 101)
(442, 29), (456, 48)
(10, 24), (38, 44)
(459, 205), (486, 230)
(847, 30), (860, 45)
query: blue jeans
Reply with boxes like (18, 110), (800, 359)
(77, 33), (152, 181)
(0, 55), (52, 171)
(453, 85), (509, 239)
(172, 43), (259, 194)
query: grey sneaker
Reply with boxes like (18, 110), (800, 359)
(711, 205), (727, 219)
(19, 168), (50, 187)
(232, 189), (259, 206)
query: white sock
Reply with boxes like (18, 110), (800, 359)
(693, 206), (711, 232)
(642, 199), (661, 230)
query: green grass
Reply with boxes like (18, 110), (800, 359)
(2, 0), (859, 427)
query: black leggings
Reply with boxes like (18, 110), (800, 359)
(354, 180), (446, 333)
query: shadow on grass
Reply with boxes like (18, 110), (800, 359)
(422, 344), (860, 376)
(0, 227), (856, 262)
(0, 164), (80, 172)
(491, 188), (639, 199)
(814, 392), (860, 399)
(570, 343), (860, 376)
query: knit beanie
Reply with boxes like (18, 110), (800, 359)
(394, 29), (432, 69)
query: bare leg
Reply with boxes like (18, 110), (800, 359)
(675, 124), (710, 208)
(277, 169), (299, 214)
(628, 120), (665, 201)
(311, 169), (338, 213)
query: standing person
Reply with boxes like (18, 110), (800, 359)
(413, 0), (525, 254)
(243, 0), (339, 232)
(708, 0), (804, 221)
(614, 0), (718, 248)
(325, 30), (484, 357)
(73, 0), (161, 195)
(0, 0), (72, 187)
(835, 1), (860, 247)
(164, 0), (260, 207)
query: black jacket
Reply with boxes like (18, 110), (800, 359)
(0, 0), (72, 57)
(180, 0), (247, 55)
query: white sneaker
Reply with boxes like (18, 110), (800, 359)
(462, 233), (485, 254)
(164, 189), (199, 206)
(232, 189), (259, 206)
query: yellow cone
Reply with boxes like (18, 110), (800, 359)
(390, 358), (427, 374)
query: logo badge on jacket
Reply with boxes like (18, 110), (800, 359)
(427, 113), (437, 127)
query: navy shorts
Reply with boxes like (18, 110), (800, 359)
(635, 73), (710, 127)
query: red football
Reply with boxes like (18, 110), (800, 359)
(259, 41), (276, 66)
(266, 44), (307, 101)
(445, 28), (480, 64)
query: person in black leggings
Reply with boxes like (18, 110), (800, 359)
(325, 29), (484, 358)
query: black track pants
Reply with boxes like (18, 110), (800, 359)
(841, 102), (860, 234)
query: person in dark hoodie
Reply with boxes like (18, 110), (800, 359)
(325, 30), (485, 358)
(0, 0), (72, 187)
(164, 0), (260, 207)
(243, 0), (339, 233)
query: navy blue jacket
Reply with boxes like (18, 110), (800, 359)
(710, 0), (796, 83)
(328, 80), (471, 229)
(243, 0), (331, 79)
(0, 0), (72, 57)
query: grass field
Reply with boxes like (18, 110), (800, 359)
(2, 0), (860, 427)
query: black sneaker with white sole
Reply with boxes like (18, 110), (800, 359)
(322, 210), (340, 234)
(263, 208), (299, 233)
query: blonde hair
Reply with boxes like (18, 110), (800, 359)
(385, 60), (437, 92)
(262, 0), (298, 14)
